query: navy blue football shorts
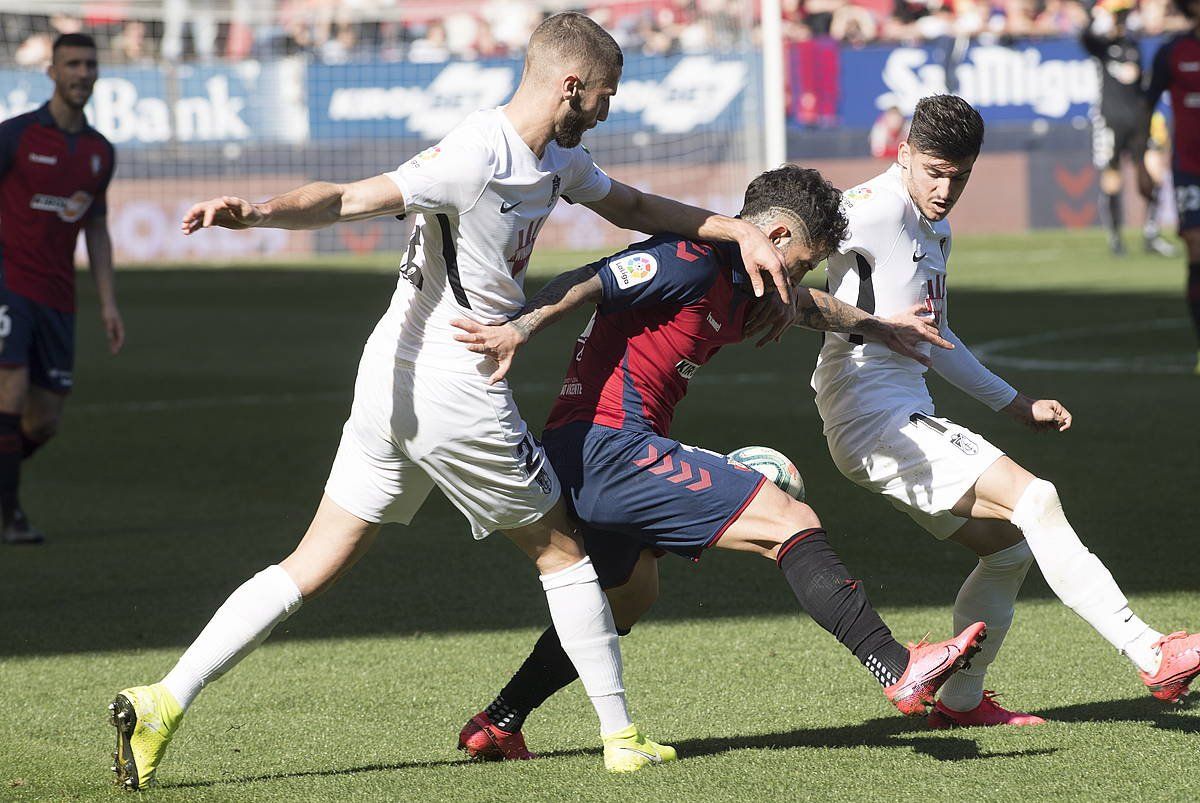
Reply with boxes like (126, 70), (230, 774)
(543, 421), (766, 588)
(0, 288), (74, 393)
(1175, 170), (1200, 233)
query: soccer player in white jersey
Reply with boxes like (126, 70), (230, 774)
(813, 94), (1200, 728)
(106, 13), (797, 788)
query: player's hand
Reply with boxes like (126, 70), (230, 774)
(743, 292), (795, 347)
(1003, 393), (1072, 432)
(181, 196), (264, 234)
(736, 222), (791, 302)
(101, 303), (125, 355)
(877, 304), (953, 366)
(451, 318), (527, 384)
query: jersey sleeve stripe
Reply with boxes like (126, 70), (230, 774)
(847, 252), (875, 346)
(436, 213), (471, 309)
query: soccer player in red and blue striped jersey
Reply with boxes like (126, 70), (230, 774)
(451, 166), (985, 759)
(0, 33), (122, 544)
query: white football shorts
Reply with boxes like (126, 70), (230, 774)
(325, 349), (560, 538)
(825, 409), (1004, 539)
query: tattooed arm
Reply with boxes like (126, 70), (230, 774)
(794, 288), (953, 367)
(450, 264), (603, 384)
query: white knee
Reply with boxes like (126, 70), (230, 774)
(1010, 479), (1063, 531)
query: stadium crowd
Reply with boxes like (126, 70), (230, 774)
(2, 0), (1193, 67)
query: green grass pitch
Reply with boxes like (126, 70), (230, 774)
(0, 228), (1197, 801)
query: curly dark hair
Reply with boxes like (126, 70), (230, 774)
(739, 164), (848, 255)
(907, 94), (985, 161)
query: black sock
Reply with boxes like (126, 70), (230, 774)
(1189, 262), (1200, 342)
(20, 430), (44, 460)
(1102, 191), (1123, 237)
(777, 529), (910, 687)
(0, 413), (22, 527)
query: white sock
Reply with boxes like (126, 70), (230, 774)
(1010, 480), (1162, 672)
(539, 557), (631, 736)
(161, 565), (303, 710)
(938, 541), (1034, 712)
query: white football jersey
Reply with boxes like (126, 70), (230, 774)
(368, 108), (612, 373)
(812, 164), (951, 429)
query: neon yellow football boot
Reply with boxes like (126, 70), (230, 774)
(108, 683), (184, 791)
(601, 724), (677, 772)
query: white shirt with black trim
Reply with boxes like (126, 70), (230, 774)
(368, 107), (612, 373)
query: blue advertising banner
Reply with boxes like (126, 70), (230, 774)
(307, 53), (757, 141)
(0, 62), (303, 148)
(831, 36), (1163, 128)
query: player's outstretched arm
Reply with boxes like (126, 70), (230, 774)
(584, 180), (790, 301)
(1001, 393), (1073, 433)
(181, 174), (406, 234)
(452, 265), (603, 384)
(794, 291), (952, 366)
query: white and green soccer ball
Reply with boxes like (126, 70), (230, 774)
(728, 446), (805, 501)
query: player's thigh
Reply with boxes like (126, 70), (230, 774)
(1174, 171), (1200, 257)
(399, 364), (562, 542)
(281, 493), (382, 598)
(23, 383), (67, 440)
(829, 411), (1006, 540)
(715, 481), (821, 558)
(947, 516), (1026, 558)
(0, 292), (37, 413)
(602, 548), (660, 630)
(950, 455), (1038, 521)
(551, 424), (765, 562)
(503, 500), (587, 574)
(324, 353), (438, 529)
(26, 302), (74, 397)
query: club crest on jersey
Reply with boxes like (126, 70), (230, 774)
(92, 154), (102, 175)
(675, 358), (699, 379)
(950, 433), (978, 455)
(608, 252), (657, 289)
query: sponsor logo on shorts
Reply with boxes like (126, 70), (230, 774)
(950, 432), (978, 455)
(29, 152), (57, 165)
(560, 378), (583, 397)
(675, 359), (699, 379)
(607, 252), (657, 289)
(30, 191), (94, 223)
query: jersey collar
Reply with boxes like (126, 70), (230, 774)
(35, 101), (95, 134)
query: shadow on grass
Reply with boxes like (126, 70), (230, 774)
(1034, 695), (1199, 733)
(165, 716), (1061, 789)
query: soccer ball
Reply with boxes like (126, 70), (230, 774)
(727, 446), (805, 501)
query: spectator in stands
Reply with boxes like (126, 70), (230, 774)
(161, 0), (217, 61)
(870, 106), (908, 158)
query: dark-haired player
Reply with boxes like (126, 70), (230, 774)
(451, 165), (986, 761)
(1146, 0), (1200, 373)
(813, 94), (1200, 729)
(0, 32), (121, 545)
(1082, 0), (1176, 257)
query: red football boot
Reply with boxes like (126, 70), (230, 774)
(927, 691), (1046, 728)
(457, 712), (537, 761)
(1140, 631), (1200, 703)
(885, 621), (987, 716)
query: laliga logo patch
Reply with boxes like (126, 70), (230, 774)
(608, 252), (657, 289)
(843, 186), (873, 208)
(407, 146), (442, 168)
